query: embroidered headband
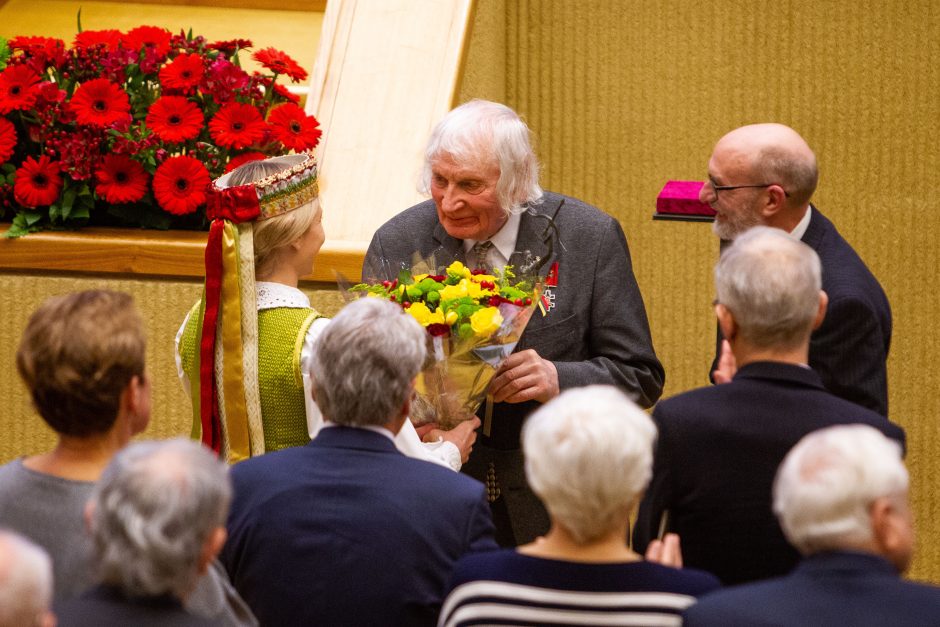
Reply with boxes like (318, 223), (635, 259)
(207, 152), (319, 223)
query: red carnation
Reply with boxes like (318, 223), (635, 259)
(124, 26), (172, 57)
(70, 78), (131, 128)
(8, 36), (67, 71)
(153, 155), (210, 215)
(146, 96), (204, 143)
(268, 103), (321, 151)
(14, 156), (63, 207)
(225, 151), (267, 173)
(208, 102), (266, 149)
(159, 53), (205, 93)
(208, 39), (253, 56)
(0, 65), (41, 114)
(95, 155), (149, 204)
(73, 29), (123, 51)
(253, 47), (308, 82)
(0, 118), (16, 165)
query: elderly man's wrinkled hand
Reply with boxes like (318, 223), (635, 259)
(489, 349), (560, 404)
(425, 417), (481, 464)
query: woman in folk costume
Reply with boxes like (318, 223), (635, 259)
(177, 153), (473, 468)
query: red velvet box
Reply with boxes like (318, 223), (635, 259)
(656, 180), (715, 216)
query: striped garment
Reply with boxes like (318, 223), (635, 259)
(439, 550), (721, 626)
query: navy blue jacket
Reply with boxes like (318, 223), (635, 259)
(683, 552), (940, 626)
(220, 426), (497, 626)
(633, 361), (905, 585)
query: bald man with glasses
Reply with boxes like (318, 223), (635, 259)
(701, 123), (892, 417)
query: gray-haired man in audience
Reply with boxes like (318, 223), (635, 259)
(684, 424), (940, 626)
(56, 439), (231, 626)
(0, 530), (55, 627)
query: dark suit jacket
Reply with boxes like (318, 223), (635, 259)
(220, 426), (497, 626)
(683, 552), (940, 626)
(56, 585), (220, 626)
(713, 207), (892, 416)
(633, 361), (905, 585)
(365, 193), (664, 545)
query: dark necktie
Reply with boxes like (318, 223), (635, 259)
(470, 240), (494, 272)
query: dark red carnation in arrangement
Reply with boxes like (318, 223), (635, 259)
(209, 102), (266, 149)
(159, 53), (205, 92)
(146, 96), (203, 143)
(153, 155), (210, 215)
(0, 65), (41, 114)
(8, 36), (67, 71)
(95, 154), (149, 204)
(14, 156), (62, 207)
(253, 47), (308, 82)
(225, 151), (267, 173)
(124, 25), (172, 57)
(0, 118), (17, 165)
(70, 78), (131, 127)
(208, 39), (253, 56)
(73, 29), (123, 51)
(201, 59), (250, 104)
(267, 103), (322, 151)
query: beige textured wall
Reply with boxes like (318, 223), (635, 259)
(0, 273), (346, 458)
(460, 0), (940, 581)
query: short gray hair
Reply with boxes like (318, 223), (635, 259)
(419, 99), (543, 215)
(0, 531), (52, 627)
(715, 226), (821, 350)
(310, 298), (427, 427)
(752, 143), (818, 208)
(774, 425), (907, 555)
(90, 439), (231, 600)
(523, 386), (657, 544)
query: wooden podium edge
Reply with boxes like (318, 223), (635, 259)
(0, 226), (368, 282)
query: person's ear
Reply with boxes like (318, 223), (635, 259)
(197, 527), (228, 575)
(761, 184), (788, 219)
(813, 290), (829, 330)
(715, 303), (737, 341)
(870, 496), (913, 573)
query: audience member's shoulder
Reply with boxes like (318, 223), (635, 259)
(448, 548), (518, 587)
(544, 191), (616, 228)
(632, 561), (722, 596)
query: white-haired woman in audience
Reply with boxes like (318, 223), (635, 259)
(438, 385), (721, 627)
(177, 154), (475, 468)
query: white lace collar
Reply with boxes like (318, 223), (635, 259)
(256, 282), (310, 311)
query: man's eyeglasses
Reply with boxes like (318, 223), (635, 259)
(703, 180), (790, 198)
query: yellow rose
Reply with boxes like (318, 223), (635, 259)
(440, 280), (469, 301)
(470, 306), (503, 337)
(445, 310), (458, 325)
(429, 306), (446, 325)
(446, 260), (471, 279)
(406, 302), (434, 326)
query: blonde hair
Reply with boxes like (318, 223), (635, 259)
(16, 290), (145, 437)
(226, 156), (319, 280)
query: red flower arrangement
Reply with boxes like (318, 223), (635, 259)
(0, 26), (321, 235)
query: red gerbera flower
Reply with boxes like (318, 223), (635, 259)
(70, 79), (131, 128)
(159, 53), (205, 93)
(253, 47), (308, 82)
(208, 39), (253, 56)
(208, 102), (267, 149)
(224, 151), (267, 173)
(146, 96), (204, 143)
(14, 156), (63, 207)
(0, 118), (17, 165)
(95, 155), (150, 204)
(0, 65), (41, 114)
(272, 82), (301, 104)
(268, 104), (322, 151)
(124, 26), (172, 57)
(73, 29), (123, 51)
(8, 36), (67, 71)
(153, 155), (210, 215)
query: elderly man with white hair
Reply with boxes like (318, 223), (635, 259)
(633, 227), (904, 585)
(684, 424), (940, 626)
(364, 99), (664, 546)
(55, 439), (232, 626)
(220, 297), (496, 626)
(0, 531), (55, 627)
(439, 385), (720, 627)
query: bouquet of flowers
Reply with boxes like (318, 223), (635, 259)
(0, 25), (321, 236)
(351, 259), (541, 430)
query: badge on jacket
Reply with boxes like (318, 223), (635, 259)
(539, 262), (559, 315)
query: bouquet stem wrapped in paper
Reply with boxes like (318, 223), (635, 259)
(351, 258), (540, 430)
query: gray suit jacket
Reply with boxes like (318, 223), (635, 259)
(364, 192), (665, 450)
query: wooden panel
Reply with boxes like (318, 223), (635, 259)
(0, 227), (366, 282)
(307, 0), (475, 242)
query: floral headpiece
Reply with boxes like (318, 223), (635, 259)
(194, 152), (320, 461)
(207, 152), (319, 223)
